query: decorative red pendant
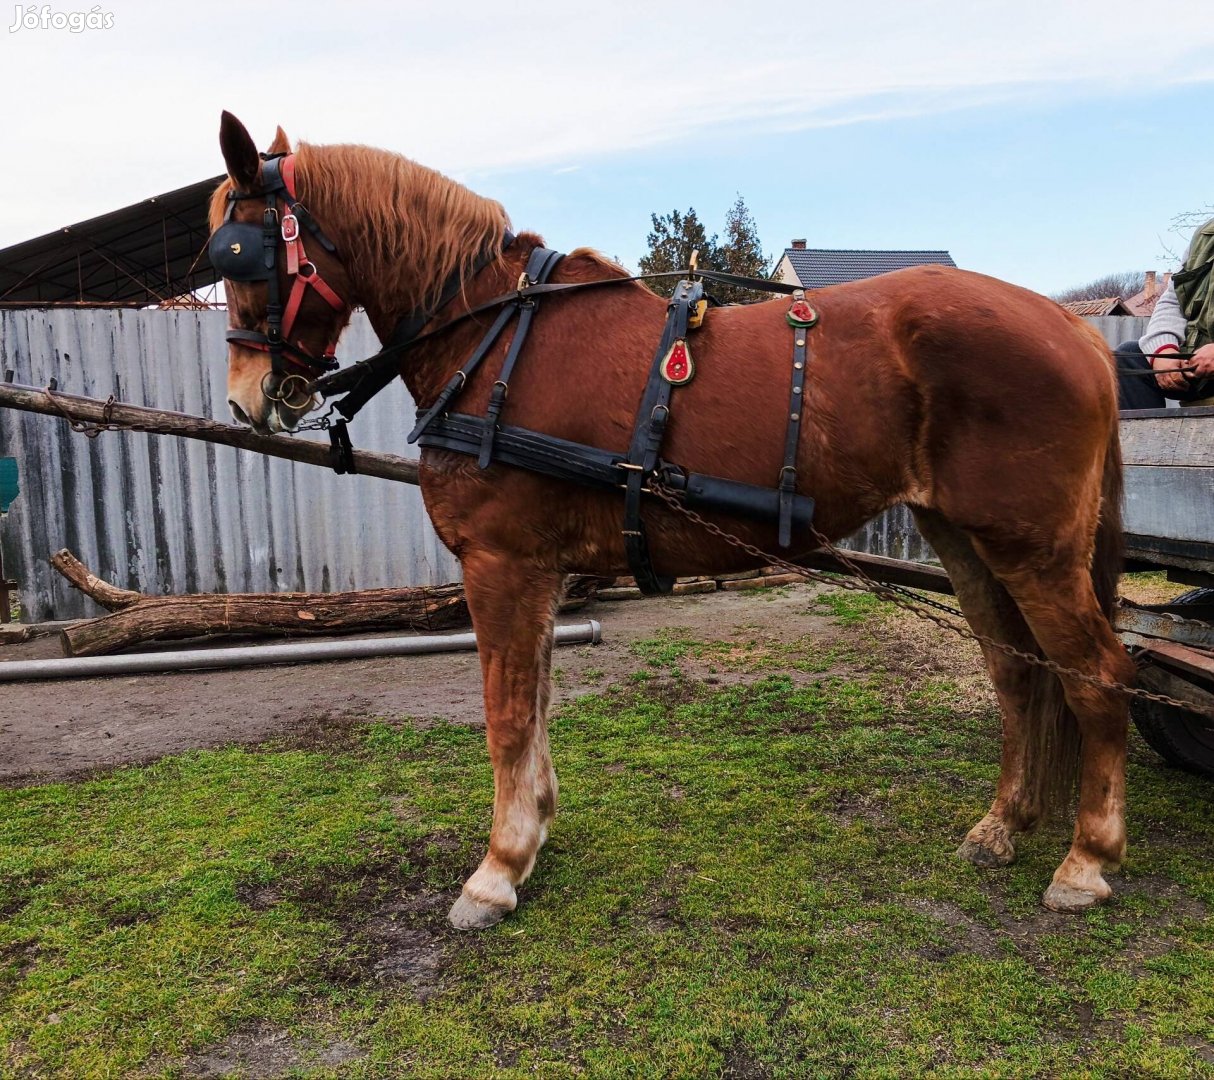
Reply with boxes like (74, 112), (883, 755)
(661, 338), (694, 385)
(787, 299), (819, 328)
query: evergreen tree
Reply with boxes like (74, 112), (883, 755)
(637, 208), (719, 298)
(715, 194), (772, 304)
(637, 197), (771, 303)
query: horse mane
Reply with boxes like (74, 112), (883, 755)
(210, 141), (513, 315)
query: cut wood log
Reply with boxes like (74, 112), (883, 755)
(60, 584), (468, 650)
(48, 550), (601, 657)
(50, 549), (142, 610)
(60, 584), (471, 657)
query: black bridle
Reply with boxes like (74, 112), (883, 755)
(210, 151), (515, 411)
(209, 152), (350, 406)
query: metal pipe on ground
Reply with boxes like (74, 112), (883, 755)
(0, 621), (602, 683)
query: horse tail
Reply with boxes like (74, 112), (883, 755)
(1024, 326), (1124, 819)
(1093, 413), (1126, 621)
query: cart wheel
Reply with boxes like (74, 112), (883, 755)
(1129, 587), (1214, 778)
(1131, 692), (1214, 778)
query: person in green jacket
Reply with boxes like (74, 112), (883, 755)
(1117, 216), (1214, 410)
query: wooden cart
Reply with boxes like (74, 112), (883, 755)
(1115, 406), (1214, 777)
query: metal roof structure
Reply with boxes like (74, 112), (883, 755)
(781, 247), (956, 289)
(1058, 297), (1132, 317)
(0, 176), (224, 306)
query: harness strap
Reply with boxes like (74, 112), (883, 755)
(419, 413), (815, 530)
(221, 153), (346, 376)
(622, 278), (705, 595)
(479, 246), (563, 468)
(779, 291), (819, 547)
(331, 231), (518, 426)
(310, 267), (798, 403)
(405, 303), (518, 440)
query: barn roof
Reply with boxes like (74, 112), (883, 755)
(0, 175), (224, 306)
(782, 247), (956, 289)
(1058, 296), (1132, 316)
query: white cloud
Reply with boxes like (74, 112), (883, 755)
(0, 0), (1211, 243)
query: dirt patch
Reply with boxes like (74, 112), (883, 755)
(821, 790), (891, 827)
(365, 921), (447, 998)
(1, 584), (843, 784)
(722, 1038), (774, 1079)
(230, 837), (471, 1000)
(865, 610), (995, 712)
(176, 1025), (362, 1079)
(904, 898), (1006, 961)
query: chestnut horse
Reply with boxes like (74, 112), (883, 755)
(212, 113), (1133, 929)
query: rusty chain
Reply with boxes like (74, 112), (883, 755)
(44, 387), (122, 439)
(36, 382), (1214, 720)
(647, 479), (1214, 722)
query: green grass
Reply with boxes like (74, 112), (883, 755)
(3, 613), (1213, 1077)
(812, 589), (888, 626)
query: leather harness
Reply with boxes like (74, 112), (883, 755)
(340, 248), (819, 595)
(212, 164), (820, 595)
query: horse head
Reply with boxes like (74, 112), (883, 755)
(211, 111), (354, 434)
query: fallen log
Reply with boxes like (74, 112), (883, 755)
(0, 381), (420, 485)
(60, 583), (470, 657)
(50, 549), (142, 610)
(49, 551), (600, 657)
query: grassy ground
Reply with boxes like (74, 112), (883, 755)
(2, 584), (1212, 1077)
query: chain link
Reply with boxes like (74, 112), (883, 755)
(647, 479), (1214, 721)
(40, 386), (1214, 721)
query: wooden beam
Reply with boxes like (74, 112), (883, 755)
(800, 548), (954, 595)
(0, 381), (420, 485)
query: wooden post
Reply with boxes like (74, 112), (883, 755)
(0, 381), (420, 485)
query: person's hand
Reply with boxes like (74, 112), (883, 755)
(1187, 343), (1214, 380)
(1153, 348), (1189, 393)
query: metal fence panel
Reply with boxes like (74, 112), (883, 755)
(0, 311), (1159, 619)
(0, 308), (460, 621)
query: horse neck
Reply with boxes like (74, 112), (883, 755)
(382, 243), (531, 408)
(292, 145), (511, 399)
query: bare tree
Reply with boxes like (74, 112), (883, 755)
(1160, 203), (1214, 263)
(1052, 271), (1145, 303)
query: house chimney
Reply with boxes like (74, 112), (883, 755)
(1144, 270), (1157, 299)
(791, 239), (806, 250)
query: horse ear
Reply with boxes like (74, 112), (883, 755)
(267, 125), (291, 156)
(219, 111), (259, 189)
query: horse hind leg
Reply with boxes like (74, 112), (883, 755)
(968, 539), (1133, 912)
(912, 509), (1060, 869)
(447, 551), (563, 931)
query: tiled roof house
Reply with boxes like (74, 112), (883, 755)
(774, 239), (957, 289)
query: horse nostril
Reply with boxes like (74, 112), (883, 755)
(228, 399), (251, 426)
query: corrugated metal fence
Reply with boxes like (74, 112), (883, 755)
(0, 308), (459, 620)
(0, 310), (1151, 621)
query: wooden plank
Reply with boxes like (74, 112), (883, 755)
(1139, 639), (1214, 685)
(800, 549), (953, 595)
(1123, 465), (1214, 545)
(1119, 412), (1214, 468)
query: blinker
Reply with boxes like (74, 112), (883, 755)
(209, 222), (270, 282)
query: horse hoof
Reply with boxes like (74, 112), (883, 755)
(956, 838), (1014, 868)
(448, 892), (510, 931)
(1042, 881), (1107, 913)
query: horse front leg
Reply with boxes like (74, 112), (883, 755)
(448, 551), (565, 931)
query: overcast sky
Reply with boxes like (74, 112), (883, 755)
(2, 0), (1212, 294)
